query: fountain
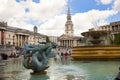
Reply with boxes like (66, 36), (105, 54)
(0, 32), (119, 80)
(22, 42), (57, 74)
(71, 30), (120, 60)
(0, 57), (119, 80)
(81, 30), (109, 46)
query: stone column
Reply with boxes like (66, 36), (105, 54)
(66, 40), (67, 47)
(118, 25), (120, 31)
(16, 35), (17, 46)
(63, 40), (64, 47)
(117, 25), (119, 31)
(68, 40), (69, 48)
(69, 40), (70, 48)
(72, 40), (74, 47)
(21, 35), (22, 47)
(18, 35), (19, 47)
(0, 30), (1, 45)
(20, 35), (21, 47)
(60, 41), (61, 46)
(70, 40), (71, 47)
(114, 26), (116, 31)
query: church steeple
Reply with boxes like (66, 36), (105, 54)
(65, 6), (74, 36)
(67, 6), (71, 20)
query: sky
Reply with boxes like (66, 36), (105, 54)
(0, 0), (120, 36)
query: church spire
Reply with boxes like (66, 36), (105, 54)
(67, 6), (71, 20)
(68, 6), (70, 15)
(65, 6), (74, 36)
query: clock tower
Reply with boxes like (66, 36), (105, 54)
(65, 7), (74, 36)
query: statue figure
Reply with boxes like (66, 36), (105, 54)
(115, 67), (120, 80)
(22, 42), (57, 74)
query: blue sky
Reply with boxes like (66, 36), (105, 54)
(0, 0), (120, 36)
(70, 0), (113, 13)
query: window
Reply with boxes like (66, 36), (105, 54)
(9, 34), (10, 38)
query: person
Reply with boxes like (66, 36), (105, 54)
(64, 51), (68, 60)
(115, 67), (120, 80)
(60, 52), (64, 64)
(28, 51), (33, 63)
(64, 51), (69, 64)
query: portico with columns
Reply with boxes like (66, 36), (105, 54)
(60, 39), (74, 48)
(58, 7), (80, 48)
(0, 22), (46, 47)
(16, 33), (29, 47)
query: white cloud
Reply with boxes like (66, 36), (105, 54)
(0, 0), (67, 35)
(113, 0), (120, 12)
(0, 0), (120, 37)
(96, 0), (113, 5)
(38, 9), (117, 36)
(38, 14), (66, 36)
(72, 9), (116, 36)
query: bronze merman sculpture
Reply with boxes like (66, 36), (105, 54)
(22, 42), (57, 74)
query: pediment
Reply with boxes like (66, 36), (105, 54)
(59, 34), (74, 40)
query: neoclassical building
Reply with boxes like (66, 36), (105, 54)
(48, 36), (59, 45)
(58, 7), (81, 48)
(99, 21), (120, 40)
(0, 22), (46, 47)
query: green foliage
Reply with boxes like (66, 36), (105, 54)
(46, 36), (51, 42)
(114, 33), (120, 45)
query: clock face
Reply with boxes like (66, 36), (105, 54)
(68, 25), (71, 29)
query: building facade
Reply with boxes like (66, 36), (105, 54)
(48, 36), (59, 45)
(0, 22), (46, 48)
(99, 21), (120, 40)
(58, 7), (81, 48)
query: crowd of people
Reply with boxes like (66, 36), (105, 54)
(0, 47), (23, 60)
(54, 47), (72, 64)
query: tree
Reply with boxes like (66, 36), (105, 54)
(46, 36), (51, 42)
(114, 33), (120, 45)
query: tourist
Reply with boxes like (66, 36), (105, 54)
(1, 54), (8, 60)
(64, 51), (69, 64)
(9, 53), (13, 58)
(56, 53), (61, 64)
(64, 51), (68, 60)
(61, 52), (64, 64)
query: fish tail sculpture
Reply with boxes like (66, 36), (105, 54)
(22, 42), (57, 74)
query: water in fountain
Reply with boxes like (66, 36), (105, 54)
(0, 57), (119, 80)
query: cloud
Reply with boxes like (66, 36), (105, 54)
(0, 0), (120, 37)
(0, 0), (67, 34)
(38, 9), (117, 36)
(96, 0), (113, 5)
(38, 14), (66, 36)
(39, 0), (119, 36)
(72, 9), (117, 36)
(112, 0), (120, 12)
